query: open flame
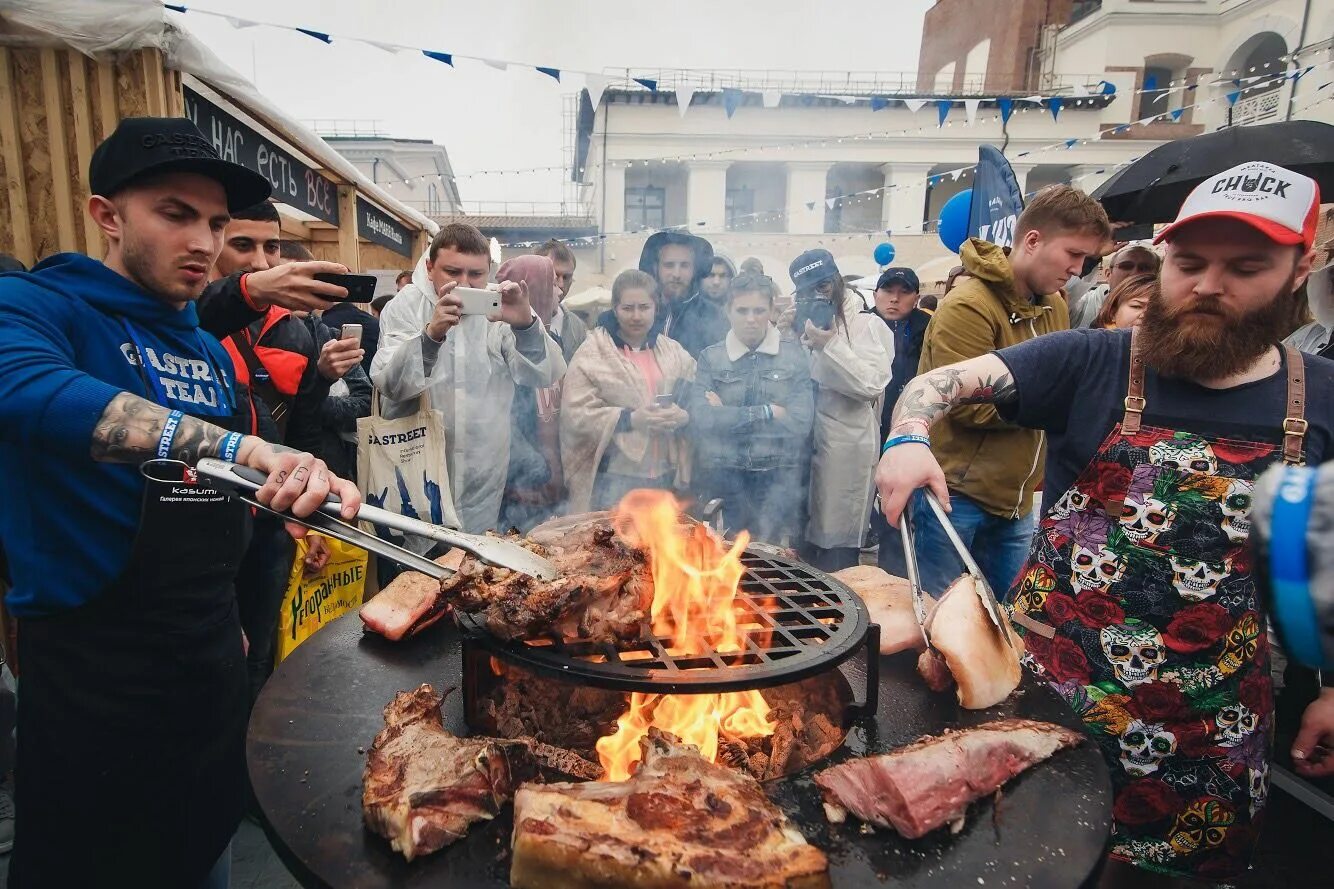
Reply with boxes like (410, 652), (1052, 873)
(596, 490), (774, 781)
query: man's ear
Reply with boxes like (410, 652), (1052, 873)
(1293, 246), (1317, 292)
(88, 195), (124, 243)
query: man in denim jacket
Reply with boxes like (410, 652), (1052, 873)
(689, 274), (815, 544)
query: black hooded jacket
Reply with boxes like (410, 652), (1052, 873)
(638, 232), (728, 358)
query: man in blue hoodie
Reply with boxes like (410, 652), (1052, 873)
(0, 117), (362, 889)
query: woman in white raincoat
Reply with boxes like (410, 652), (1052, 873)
(786, 250), (893, 572)
(371, 224), (565, 534)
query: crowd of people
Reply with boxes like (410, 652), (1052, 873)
(1, 112), (1334, 889)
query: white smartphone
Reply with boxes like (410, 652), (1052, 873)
(339, 323), (363, 346)
(454, 286), (502, 316)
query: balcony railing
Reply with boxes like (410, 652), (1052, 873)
(1232, 88), (1282, 125)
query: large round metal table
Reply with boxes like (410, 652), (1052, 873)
(248, 611), (1112, 888)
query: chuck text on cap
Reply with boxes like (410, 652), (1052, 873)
(1154, 160), (1320, 250)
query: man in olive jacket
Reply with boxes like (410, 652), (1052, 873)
(907, 186), (1111, 594)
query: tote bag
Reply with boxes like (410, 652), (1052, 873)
(356, 389), (460, 548)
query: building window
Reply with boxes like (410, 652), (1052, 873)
(1138, 64), (1175, 120)
(725, 188), (755, 231)
(626, 186), (665, 231)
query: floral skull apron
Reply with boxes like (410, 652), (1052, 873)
(1005, 328), (1307, 882)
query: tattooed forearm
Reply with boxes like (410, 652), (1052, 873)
(90, 391), (235, 464)
(887, 355), (1019, 437)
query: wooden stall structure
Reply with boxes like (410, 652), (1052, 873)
(0, 35), (432, 272)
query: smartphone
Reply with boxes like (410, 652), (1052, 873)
(313, 272), (377, 303)
(339, 323), (363, 346)
(454, 286), (502, 316)
(793, 297), (836, 333)
(654, 393), (676, 408)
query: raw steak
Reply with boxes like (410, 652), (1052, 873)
(362, 684), (597, 860)
(511, 729), (830, 889)
(814, 718), (1083, 839)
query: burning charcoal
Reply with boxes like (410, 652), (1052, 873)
(717, 737), (752, 772)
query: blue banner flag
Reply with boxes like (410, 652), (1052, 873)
(967, 145), (1025, 249)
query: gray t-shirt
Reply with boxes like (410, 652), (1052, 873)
(994, 328), (1334, 514)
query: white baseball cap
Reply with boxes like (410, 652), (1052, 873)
(1155, 161), (1320, 250)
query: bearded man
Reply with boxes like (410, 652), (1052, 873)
(874, 161), (1334, 886)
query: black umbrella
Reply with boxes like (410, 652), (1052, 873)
(1091, 120), (1334, 224)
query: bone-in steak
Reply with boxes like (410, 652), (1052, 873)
(814, 718), (1083, 839)
(511, 729), (830, 889)
(362, 684), (537, 860)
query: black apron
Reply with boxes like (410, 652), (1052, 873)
(11, 334), (251, 888)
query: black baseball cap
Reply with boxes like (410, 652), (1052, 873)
(875, 267), (920, 293)
(89, 117), (271, 212)
(789, 249), (841, 293)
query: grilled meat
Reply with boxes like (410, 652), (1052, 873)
(358, 551), (465, 640)
(510, 729), (830, 889)
(361, 684), (597, 861)
(832, 565), (932, 655)
(814, 718), (1083, 839)
(916, 574), (1024, 708)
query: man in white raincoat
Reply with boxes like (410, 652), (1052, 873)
(372, 223), (565, 533)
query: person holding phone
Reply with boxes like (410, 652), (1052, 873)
(561, 270), (696, 512)
(787, 250), (893, 572)
(372, 223), (564, 534)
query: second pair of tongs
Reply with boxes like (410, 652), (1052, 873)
(194, 458), (559, 581)
(899, 490), (1017, 651)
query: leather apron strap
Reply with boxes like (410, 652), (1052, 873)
(1121, 325), (1147, 434)
(1282, 343), (1308, 466)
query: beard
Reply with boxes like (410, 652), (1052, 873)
(1137, 274), (1298, 381)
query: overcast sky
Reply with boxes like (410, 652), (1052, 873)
(176, 0), (933, 206)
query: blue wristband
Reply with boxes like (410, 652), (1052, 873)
(882, 433), (931, 454)
(1269, 465), (1325, 668)
(157, 410), (184, 459)
(220, 432), (244, 463)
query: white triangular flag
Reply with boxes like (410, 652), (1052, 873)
(481, 58), (508, 71)
(762, 89), (782, 108)
(365, 40), (401, 54)
(583, 73), (609, 109)
(224, 16), (260, 29)
(825, 197), (838, 209)
(963, 98), (980, 124)
(1022, 94), (1043, 103)
(1072, 83), (1089, 97)
(950, 168), (963, 181)
(904, 98), (927, 114)
(677, 86), (695, 118)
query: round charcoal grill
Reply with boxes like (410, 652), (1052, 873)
(455, 548), (880, 698)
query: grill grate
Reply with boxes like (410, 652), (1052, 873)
(457, 549), (873, 694)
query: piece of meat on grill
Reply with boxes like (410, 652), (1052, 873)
(832, 565), (933, 655)
(915, 574), (1024, 709)
(358, 550), (465, 640)
(511, 729), (830, 889)
(362, 684), (537, 860)
(446, 523), (652, 643)
(814, 718), (1083, 839)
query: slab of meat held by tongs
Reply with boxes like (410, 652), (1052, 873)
(194, 458), (559, 581)
(901, 491), (1018, 652)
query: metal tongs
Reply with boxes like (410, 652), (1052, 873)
(899, 490), (1018, 651)
(193, 458), (559, 581)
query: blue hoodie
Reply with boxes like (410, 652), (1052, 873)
(0, 254), (238, 617)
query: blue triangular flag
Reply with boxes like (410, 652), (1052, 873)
(936, 99), (951, 127)
(723, 88), (743, 118)
(1143, 74), (1157, 93)
(928, 175), (941, 186)
(1100, 80), (1117, 96)
(870, 96), (890, 111)
(633, 78), (658, 92)
(1065, 138), (1078, 149)
(997, 96), (1014, 124)
(806, 202), (816, 211)
(1016, 151), (1030, 157)
(1113, 124), (1130, 134)
(537, 67), (560, 81)
(165, 4), (187, 12)
(1048, 96), (1063, 120)
(422, 50), (453, 66)
(1169, 107), (1184, 121)
(296, 28), (332, 43)
(1227, 90), (1241, 105)
(1294, 66), (1314, 83)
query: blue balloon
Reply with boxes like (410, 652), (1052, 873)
(873, 242), (896, 266)
(937, 189), (974, 254)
